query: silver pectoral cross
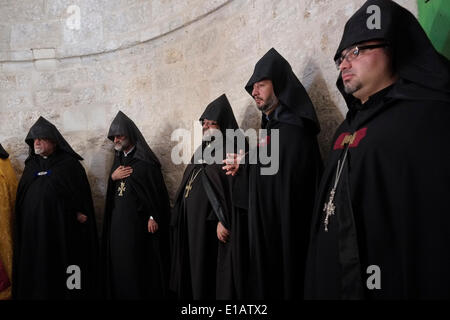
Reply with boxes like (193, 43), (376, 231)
(323, 188), (336, 232)
(118, 181), (126, 196)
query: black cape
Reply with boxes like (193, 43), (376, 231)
(305, 0), (450, 299)
(169, 94), (248, 299)
(13, 117), (99, 299)
(0, 144), (8, 159)
(102, 111), (171, 299)
(241, 48), (323, 300)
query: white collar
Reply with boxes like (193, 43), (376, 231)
(123, 145), (135, 157)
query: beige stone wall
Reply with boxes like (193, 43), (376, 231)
(0, 0), (417, 227)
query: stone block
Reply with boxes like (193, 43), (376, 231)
(9, 50), (34, 61)
(34, 59), (58, 71)
(0, 24), (10, 50)
(10, 21), (61, 50)
(32, 48), (56, 60)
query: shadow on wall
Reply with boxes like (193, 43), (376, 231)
(83, 133), (116, 237)
(153, 121), (186, 206)
(240, 100), (261, 131)
(3, 137), (28, 179)
(300, 60), (344, 163)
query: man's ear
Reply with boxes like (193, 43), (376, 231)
(384, 47), (396, 76)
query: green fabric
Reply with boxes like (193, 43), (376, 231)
(417, 0), (450, 59)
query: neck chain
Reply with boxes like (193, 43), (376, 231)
(184, 167), (202, 198)
(323, 143), (350, 232)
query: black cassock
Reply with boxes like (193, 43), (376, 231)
(305, 83), (450, 300)
(237, 107), (322, 300)
(13, 117), (99, 299)
(102, 150), (170, 299)
(169, 161), (221, 300)
(170, 159), (247, 300)
(217, 165), (249, 300)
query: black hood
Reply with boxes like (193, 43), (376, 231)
(0, 144), (9, 159)
(25, 116), (82, 161)
(107, 111), (161, 167)
(335, 0), (450, 105)
(194, 94), (246, 163)
(199, 94), (239, 135)
(245, 48), (320, 134)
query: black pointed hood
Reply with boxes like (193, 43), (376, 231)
(107, 111), (161, 167)
(0, 143), (9, 159)
(335, 0), (450, 106)
(199, 94), (239, 135)
(25, 116), (82, 161)
(192, 94), (246, 163)
(245, 48), (320, 134)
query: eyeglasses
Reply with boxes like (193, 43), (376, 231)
(335, 43), (389, 70)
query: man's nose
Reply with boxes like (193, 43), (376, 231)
(252, 87), (259, 97)
(339, 58), (351, 72)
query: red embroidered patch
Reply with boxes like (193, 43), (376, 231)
(333, 127), (367, 150)
(258, 135), (271, 147)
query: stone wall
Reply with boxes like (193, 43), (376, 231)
(0, 0), (417, 228)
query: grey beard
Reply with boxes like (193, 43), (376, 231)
(114, 139), (130, 151)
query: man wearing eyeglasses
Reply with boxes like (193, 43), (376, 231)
(337, 42), (394, 102)
(305, 0), (450, 299)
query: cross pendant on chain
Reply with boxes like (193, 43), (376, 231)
(323, 188), (336, 232)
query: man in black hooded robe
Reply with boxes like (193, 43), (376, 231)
(102, 111), (171, 299)
(170, 94), (248, 300)
(13, 117), (99, 300)
(305, 0), (450, 299)
(224, 48), (323, 300)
